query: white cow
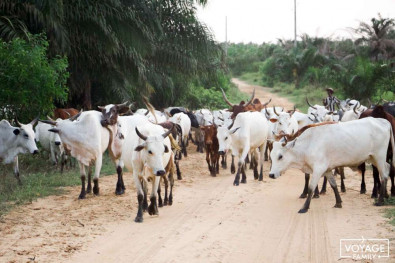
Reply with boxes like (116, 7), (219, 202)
(268, 107), (298, 136)
(216, 125), (236, 173)
(35, 120), (64, 165)
(43, 111), (113, 199)
(169, 112), (191, 157)
(0, 118), (39, 184)
(136, 108), (167, 123)
(228, 111), (269, 185)
(269, 117), (394, 213)
(121, 122), (173, 222)
(292, 111), (318, 130)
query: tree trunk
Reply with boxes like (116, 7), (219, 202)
(82, 76), (92, 110)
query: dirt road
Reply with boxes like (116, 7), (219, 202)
(0, 79), (393, 262)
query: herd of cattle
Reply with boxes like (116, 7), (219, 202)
(1, 89), (395, 221)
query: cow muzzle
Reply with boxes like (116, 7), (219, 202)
(33, 150), (39, 155)
(55, 141), (61, 146)
(218, 151), (225, 156)
(156, 170), (166, 176)
(269, 173), (277, 179)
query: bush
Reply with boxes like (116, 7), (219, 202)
(0, 34), (69, 122)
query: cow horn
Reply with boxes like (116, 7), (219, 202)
(135, 127), (147, 141)
(48, 128), (60, 133)
(162, 124), (174, 138)
(65, 111), (71, 117)
(228, 119), (235, 130)
(273, 106), (280, 116)
(367, 98), (372, 108)
(117, 101), (129, 107)
(221, 88), (234, 107)
(289, 106), (296, 117)
(306, 97), (317, 109)
(218, 117), (224, 121)
(264, 106), (270, 118)
(69, 109), (83, 121)
(262, 98), (272, 107)
(281, 136), (288, 147)
(353, 103), (358, 114)
(97, 106), (105, 110)
(144, 109), (149, 116)
(29, 116), (39, 126)
(245, 88), (255, 106)
(39, 119), (57, 126)
(47, 115), (55, 121)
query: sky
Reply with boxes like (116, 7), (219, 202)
(196, 0), (395, 44)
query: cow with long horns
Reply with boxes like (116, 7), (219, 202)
(0, 117), (39, 184)
(221, 88), (271, 119)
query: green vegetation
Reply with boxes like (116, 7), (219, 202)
(0, 35), (68, 122)
(0, 0), (230, 113)
(227, 14), (395, 107)
(0, 153), (114, 217)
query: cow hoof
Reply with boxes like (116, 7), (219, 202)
(374, 201), (384, 206)
(115, 188), (124, 195)
(385, 192), (390, 199)
(93, 188), (99, 195)
(177, 175), (183, 180)
(341, 187), (346, 193)
(313, 194), (320, 199)
(158, 202), (163, 208)
(164, 200), (168, 206)
(148, 205), (158, 216)
(319, 190), (326, 195)
(334, 203), (342, 208)
(371, 193), (378, 198)
(78, 194), (86, 200)
(86, 187), (92, 194)
(299, 193), (307, 199)
(231, 167), (235, 174)
(135, 216), (143, 223)
(240, 179), (247, 184)
(233, 181), (239, 186)
(360, 189), (366, 194)
(298, 208), (308, 213)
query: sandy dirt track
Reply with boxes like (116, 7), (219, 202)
(0, 79), (394, 263)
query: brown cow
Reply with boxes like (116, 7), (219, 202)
(54, 108), (79, 120)
(358, 105), (395, 197)
(201, 125), (220, 176)
(221, 88), (271, 119)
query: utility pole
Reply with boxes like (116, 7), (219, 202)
(294, 0), (297, 48)
(225, 16), (228, 56)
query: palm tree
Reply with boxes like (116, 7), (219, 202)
(354, 14), (395, 61)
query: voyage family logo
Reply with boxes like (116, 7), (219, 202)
(340, 236), (389, 260)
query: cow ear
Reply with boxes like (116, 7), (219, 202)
(286, 139), (297, 149)
(164, 145), (169, 153)
(269, 118), (277, 123)
(230, 127), (240, 134)
(13, 129), (20, 135)
(134, 144), (145, 152)
(117, 105), (130, 114)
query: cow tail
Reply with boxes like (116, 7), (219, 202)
(142, 96), (158, 124)
(390, 125), (395, 168)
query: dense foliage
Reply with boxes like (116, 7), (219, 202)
(227, 15), (395, 103)
(0, 0), (235, 113)
(0, 35), (68, 122)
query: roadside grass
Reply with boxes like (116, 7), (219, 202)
(0, 152), (115, 217)
(238, 72), (326, 112)
(384, 197), (395, 226)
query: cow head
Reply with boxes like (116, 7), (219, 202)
(14, 118), (39, 155)
(134, 125), (173, 176)
(269, 139), (297, 179)
(217, 125), (231, 155)
(269, 106), (296, 135)
(200, 125), (217, 145)
(98, 102), (129, 126)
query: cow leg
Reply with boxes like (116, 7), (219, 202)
(253, 157), (259, 179)
(205, 148), (212, 174)
(13, 156), (22, 185)
(183, 138), (188, 157)
(358, 163), (367, 194)
(176, 160), (182, 180)
(245, 154), (250, 164)
(233, 159), (243, 186)
(299, 171), (322, 213)
(372, 165), (380, 198)
(320, 176), (327, 194)
(168, 170), (174, 205)
(189, 132), (195, 144)
(241, 164), (247, 184)
(325, 171), (342, 208)
(86, 166), (92, 194)
(264, 143), (269, 162)
(300, 173), (310, 198)
(92, 155), (102, 195)
(249, 152), (254, 170)
(148, 176), (160, 216)
(231, 155), (236, 174)
(375, 162), (390, 206)
(216, 154), (220, 174)
(157, 177), (163, 207)
(115, 162), (125, 195)
(60, 153), (66, 174)
(164, 175), (169, 206)
(390, 165), (395, 196)
(258, 144), (266, 181)
(221, 154), (227, 169)
(78, 163), (87, 199)
(338, 167), (346, 193)
(141, 178), (149, 212)
(133, 170), (144, 222)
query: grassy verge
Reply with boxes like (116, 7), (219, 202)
(238, 72), (326, 112)
(384, 197), (395, 226)
(0, 152), (115, 217)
